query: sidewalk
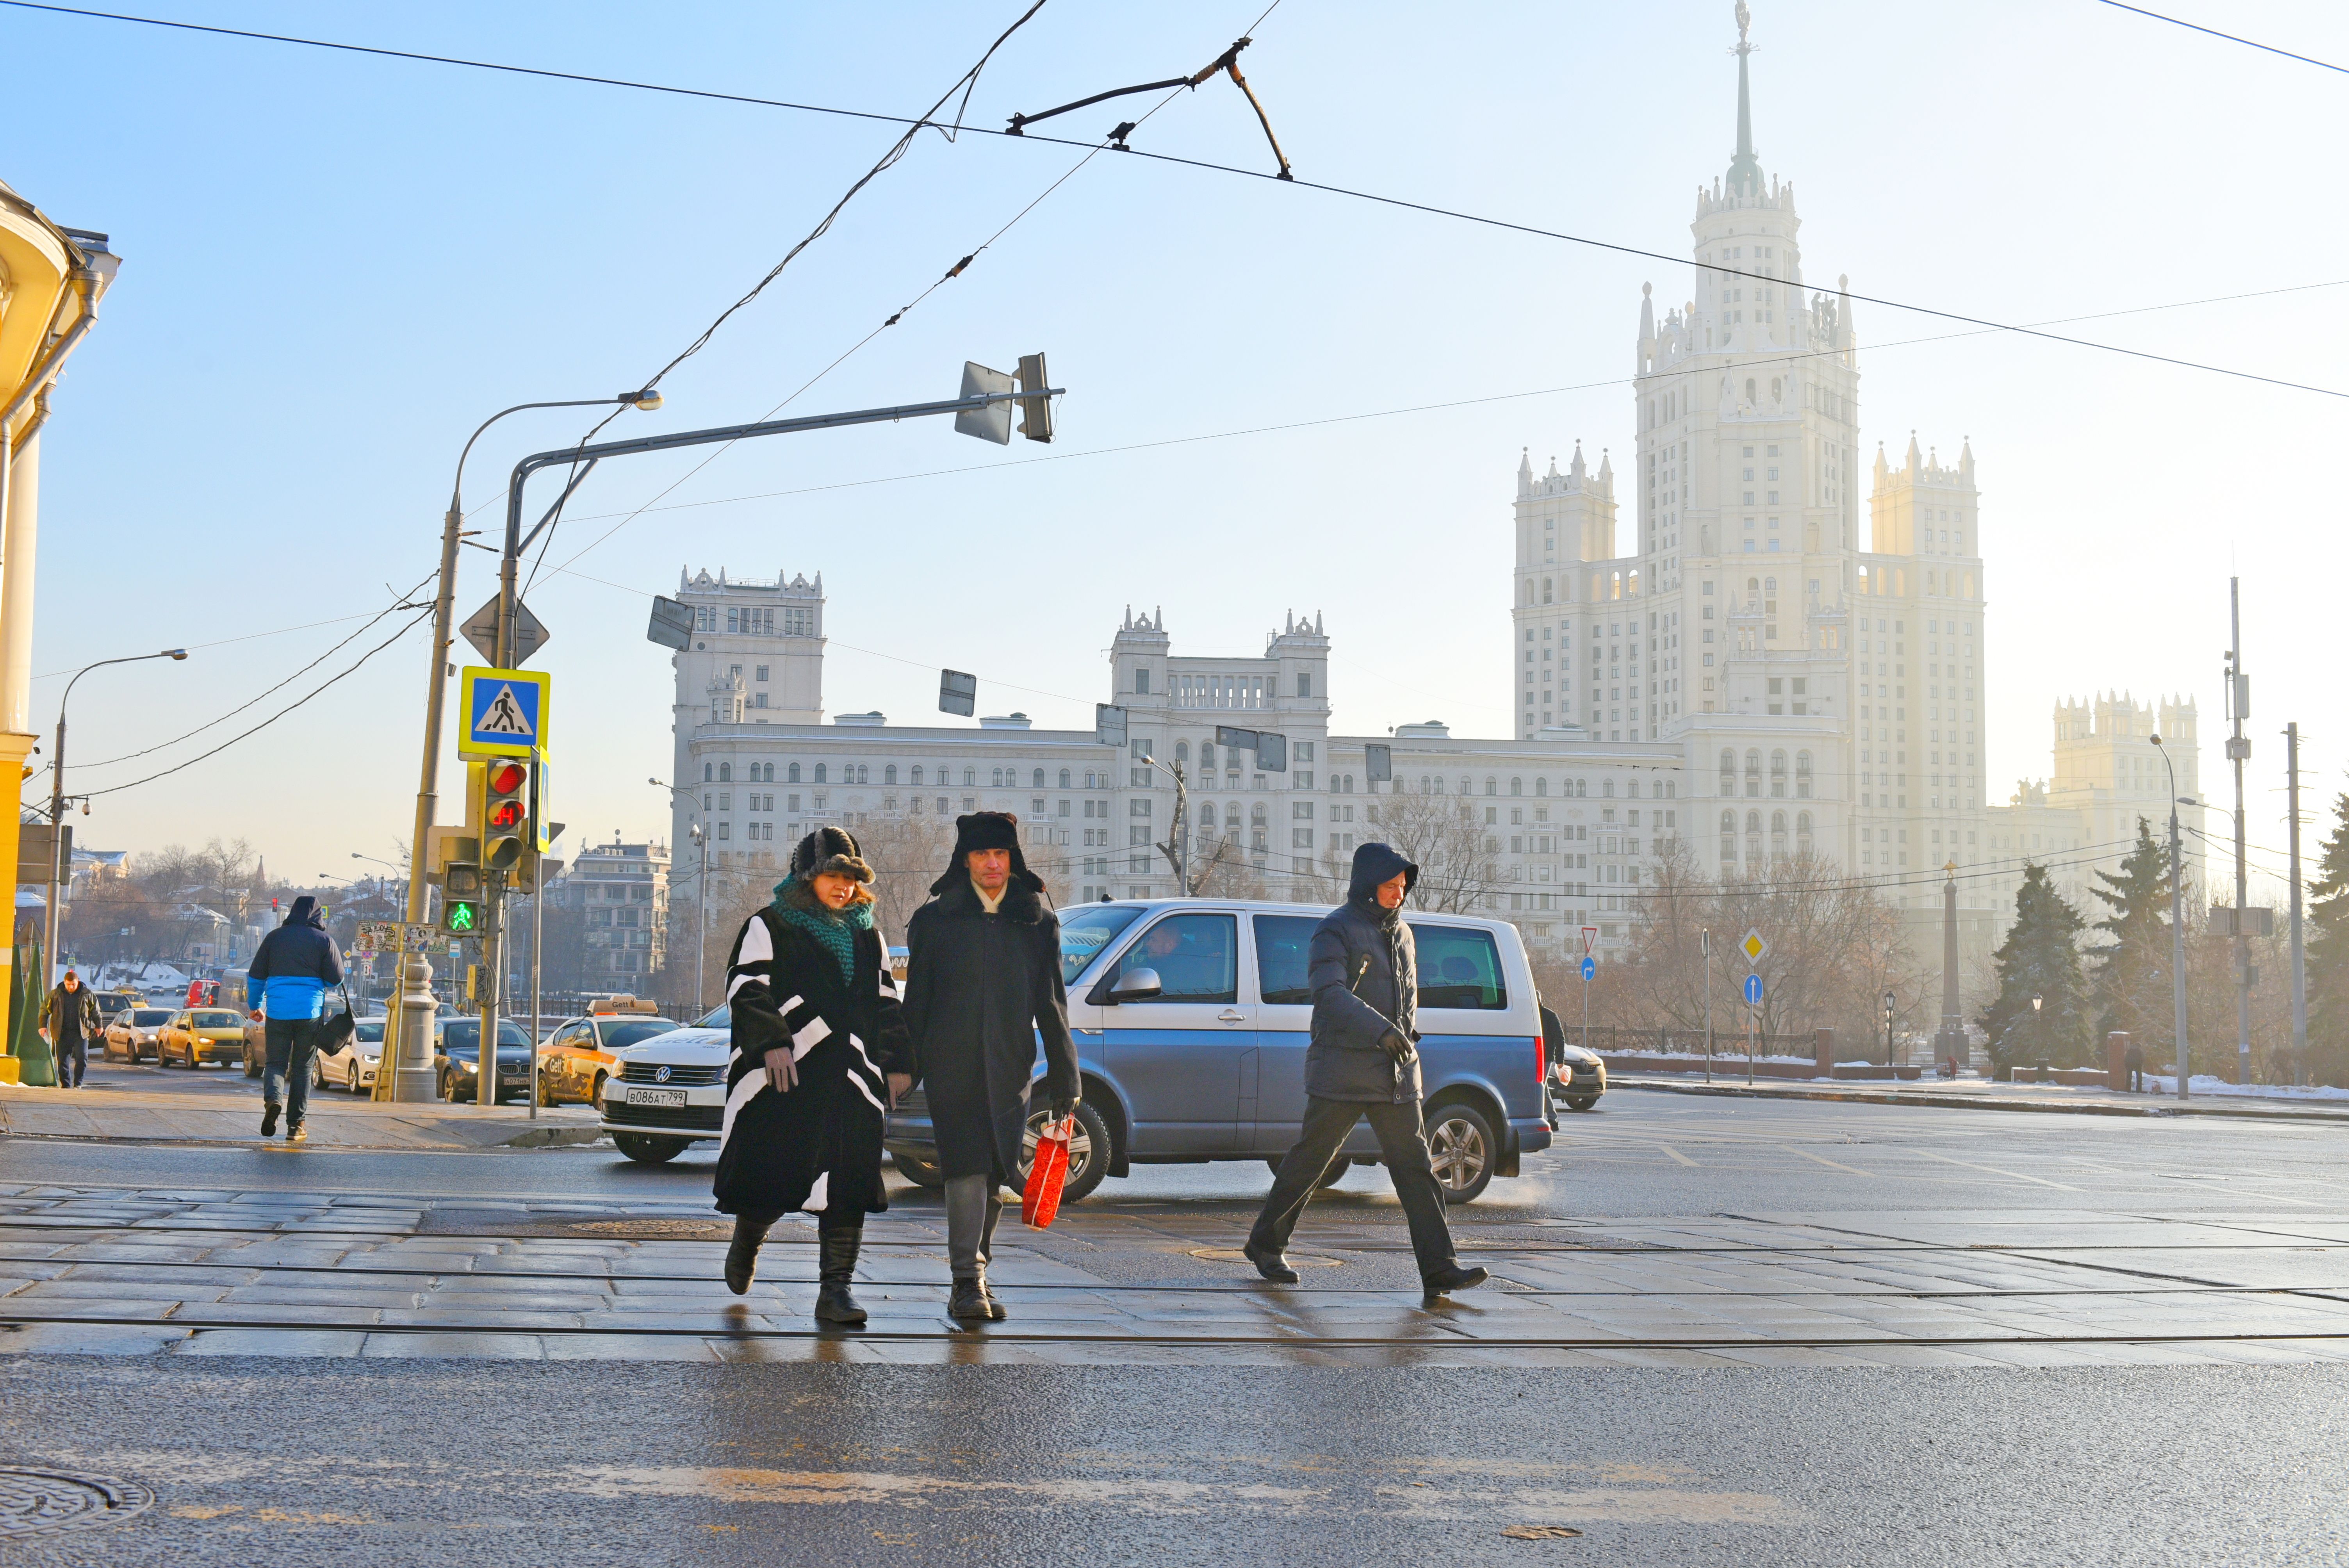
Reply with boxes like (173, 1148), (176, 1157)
(0, 1083), (606, 1150)
(1614, 1073), (2349, 1124)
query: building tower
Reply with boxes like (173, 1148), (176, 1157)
(1510, 444), (1613, 737)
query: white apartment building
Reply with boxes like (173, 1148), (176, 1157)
(545, 836), (669, 983)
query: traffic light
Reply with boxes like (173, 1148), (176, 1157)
(441, 894), (481, 936)
(482, 758), (529, 871)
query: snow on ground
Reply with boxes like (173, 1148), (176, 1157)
(2140, 1075), (2349, 1101)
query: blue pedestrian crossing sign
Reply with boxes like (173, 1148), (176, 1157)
(1743, 972), (1764, 1006)
(460, 666), (551, 759)
(1580, 956), (1597, 982)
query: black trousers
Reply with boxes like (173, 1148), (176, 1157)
(55, 1032), (86, 1087)
(1249, 1096), (1458, 1274)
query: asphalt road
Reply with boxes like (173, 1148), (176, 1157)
(0, 1083), (2343, 1564)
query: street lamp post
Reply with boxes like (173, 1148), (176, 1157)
(650, 779), (709, 1016)
(1701, 929), (1713, 1083)
(43, 649), (186, 981)
(2150, 734), (2193, 1101)
(1883, 990), (1896, 1074)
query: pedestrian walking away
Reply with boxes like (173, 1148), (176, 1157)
(713, 827), (913, 1324)
(244, 894), (344, 1142)
(37, 969), (100, 1089)
(1246, 841), (1488, 1297)
(2124, 1041), (2145, 1093)
(901, 811), (1081, 1323)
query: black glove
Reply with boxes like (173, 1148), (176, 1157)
(1049, 1093), (1081, 1122)
(1380, 1030), (1413, 1065)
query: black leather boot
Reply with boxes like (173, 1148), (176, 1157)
(948, 1275), (995, 1321)
(725, 1212), (778, 1295)
(814, 1226), (866, 1325)
(1422, 1261), (1490, 1296)
(260, 1103), (280, 1138)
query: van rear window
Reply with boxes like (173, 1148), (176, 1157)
(1408, 924), (1508, 1010)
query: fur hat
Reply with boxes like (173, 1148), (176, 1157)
(951, 811), (1021, 859)
(790, 825), (873, 883)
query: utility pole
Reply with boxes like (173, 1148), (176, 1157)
(2288, 722), (2308, 1086)
(1932, 860), (1966, 1071)
(1701, 929), (1713, 1083)
(2151, 732), (2191, 1100)
(2226, 579), (2253, 1083)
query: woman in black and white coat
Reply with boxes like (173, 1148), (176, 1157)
(715, 826), (913, 1323)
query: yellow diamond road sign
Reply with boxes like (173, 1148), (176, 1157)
(1739, 928), (1768, 967)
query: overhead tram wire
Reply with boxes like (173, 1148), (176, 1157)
(7, 0), (2340, 401)
(2094, 0), (2349, 76)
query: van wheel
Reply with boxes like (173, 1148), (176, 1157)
(613, 1132), (689, 1164)
(892, 1152), (947, 1188)
(1424, 1101), (1497, 1204)
(1018, 1100), (1112, 1203)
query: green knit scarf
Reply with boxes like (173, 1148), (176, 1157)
(771, 874), (872, 985)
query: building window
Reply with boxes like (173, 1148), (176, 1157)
(1298, 672), (1312, 698)
(718, 763), (732, 782)
(1135, 668), (1151, 695)
(911, 766), (923, 786)
(814, 764), (827, 784)
(702, 763), (713, 782)
(787, 762), (800, 783)
(755, 665), (769, 682)
(884, 764), (898, 785)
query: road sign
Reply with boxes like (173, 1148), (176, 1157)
(461, 594), (550, 666)
(645, 595), (693, 652)
(1580, 956), (1596, 982)
(1581, 925), (1599, 957)
(1739, 927), (1768, 967)
(1743, 972), (1764, 1006)
(460, 666), (550, 759)
(939, 669), (977, 716)
(355, 921), (453, 956)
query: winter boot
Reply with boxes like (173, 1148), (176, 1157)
(814, 1227), (867, 1325)
(948, 1275), (996, 1322)
(725, 1212), (779, 1296)
(286, 1121), (308, 1144)
(260, 1103), (280, 1138)
(1422, 1262), (1489, 1296)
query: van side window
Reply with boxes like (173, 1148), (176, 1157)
(1110, 913), (1238, 1004)
(1407, 925), (1509, 1010)
(1251, 914), (1318, 1005)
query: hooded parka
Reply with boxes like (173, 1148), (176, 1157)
(1304, 841), (1422, 1104)
(713, 834), (914, 1219)
(900, 814), (1080, 1184)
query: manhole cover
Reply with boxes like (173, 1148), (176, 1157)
(0, 1467), (153, 1539)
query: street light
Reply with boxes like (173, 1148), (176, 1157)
(43, 648), (187, 979)
(651, 778), (711, 1016)
(1883, 989), (1896, 1074)
(2149, 734), (2192, 1101)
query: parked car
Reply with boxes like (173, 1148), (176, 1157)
(537, 1003), (681, 1109)
(313, 1016), (389, 1094)
(155, 1009), (249, 1069)
(102, 1006), (177, 1062)
(91, 991), (141, 1032)
(596, 1008), (729, 1163)
(434, 1016), (535, 1104)
(884, 897), (1552, 1205)
(1551, 1040), (1607, 1114)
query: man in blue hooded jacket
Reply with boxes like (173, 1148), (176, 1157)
(1244, 841), (1486, 1295)
(245, 894), (343, 1142)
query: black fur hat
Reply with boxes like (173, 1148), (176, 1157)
(790, 825), (873, 883)
(951, 811), (1021, 858)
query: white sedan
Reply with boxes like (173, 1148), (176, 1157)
(312, 1016), (388, 1094)
(599, 1006), (730, 1164)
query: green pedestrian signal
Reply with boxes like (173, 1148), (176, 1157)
(442, 898), (481, 936)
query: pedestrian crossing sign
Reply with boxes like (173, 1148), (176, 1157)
(460, 666), (551, 759)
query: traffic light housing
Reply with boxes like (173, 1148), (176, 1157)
(482, 758), (530, 871)
(441, 894), (481, 936)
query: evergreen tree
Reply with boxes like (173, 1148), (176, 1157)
(2306, 791), (2349, 1085)
(2088, 817), (2177, 1060)
(1978, 862), (2092, 1068)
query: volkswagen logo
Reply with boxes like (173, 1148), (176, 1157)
(654, 1064), (672, 1084)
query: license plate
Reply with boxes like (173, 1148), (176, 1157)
(627, 1087), (686, 1109)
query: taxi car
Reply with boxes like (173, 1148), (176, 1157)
(537, 998), (681, 1109)
(156, 1008), (249, 1069)
(597, 1007), (729, 1164)
(101, 1005), (176, 1062)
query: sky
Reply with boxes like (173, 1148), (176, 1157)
(4, 0), (2344, 904)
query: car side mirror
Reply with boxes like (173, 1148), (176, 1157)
(1104, 968), (1163, 1005)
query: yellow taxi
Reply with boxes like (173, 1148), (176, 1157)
(537, 996), (680, 1109)
(157, 1008), (249, 1069)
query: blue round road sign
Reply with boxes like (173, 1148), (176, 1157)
(1580, 956), (1596, 982)
(1743, 972), (1764, 1006)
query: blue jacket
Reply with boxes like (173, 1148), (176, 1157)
(245, 896), (344, 1020)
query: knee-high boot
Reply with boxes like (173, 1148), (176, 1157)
(725, 1210), (782, 1295)
(815, 1221), (867, 1324)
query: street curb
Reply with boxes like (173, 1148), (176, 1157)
(1616, 1077), (2349, 1125)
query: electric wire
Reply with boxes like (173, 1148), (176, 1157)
(8, 0), (2339, 400)
(70, 572), (435, 770)
(2094, 0), (2349, 75)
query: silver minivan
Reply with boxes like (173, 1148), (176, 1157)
(886, 897), (1552, 1204)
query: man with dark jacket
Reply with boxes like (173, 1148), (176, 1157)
(245, 894), (344, 1142)
(37, 970), (101, 1088)
(901, 812), (1081, 1322)
(1245, 842), (1486, 1295)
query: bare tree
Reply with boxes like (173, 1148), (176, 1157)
(1365, 787), (1498, 915)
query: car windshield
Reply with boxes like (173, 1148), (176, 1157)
(694, 1005), (731, 1030)
(601, 1018), (679, 1049)
(132, 1010), (172, 1026)
(192, 1011), (240, 1028)
(442, 1020), (530, 1050)
(354, 1021), (385, 1044)
(1060, 904), (1144, 984)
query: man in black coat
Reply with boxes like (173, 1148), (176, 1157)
(1244, 841), (1486, 1295)
(902, 811), (1081, 1322)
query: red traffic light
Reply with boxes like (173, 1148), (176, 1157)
(485, 761), (527, 795)
(487, 801), (524, 829)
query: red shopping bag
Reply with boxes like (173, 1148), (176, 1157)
(1021, 1117), (1074, 1229)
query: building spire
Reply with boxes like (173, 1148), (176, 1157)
(1727, 2), (1762, 196)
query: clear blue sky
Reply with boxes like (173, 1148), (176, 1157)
(6, 0), (2344, 896)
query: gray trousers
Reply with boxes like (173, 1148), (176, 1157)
(944, 1174), (1003, 1277)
